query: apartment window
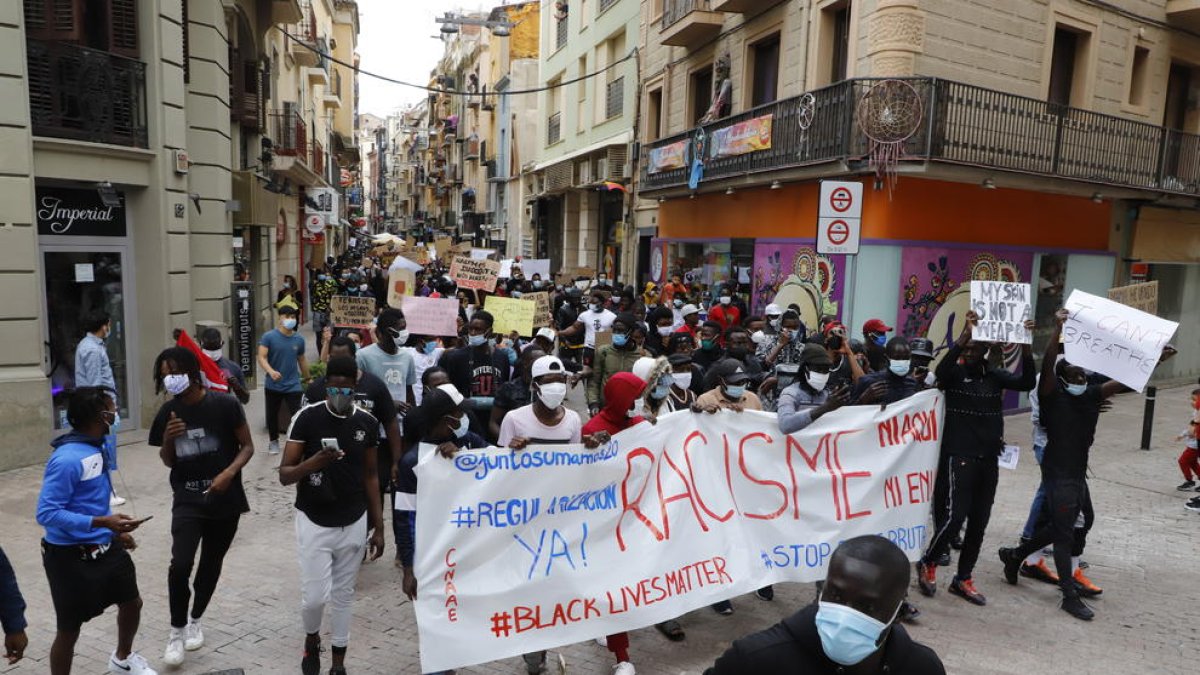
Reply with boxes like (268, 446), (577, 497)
(25, 0), (140, 57)
(577, 56), (588, 132)
(830, 4), (850, 84)
(1164, 63), (1191, 130)
(749, 33), (781, 108)
(646, 88), (663, 141)
(1047, 24), (1092, 108)
(556, 14), (568, 50)
(1127, 44), (1150, 108)
(604, 32), (626, 121)
(690, 65), (714, 125)
(813, 1), (850, 87)
(548, 77), (563, 145)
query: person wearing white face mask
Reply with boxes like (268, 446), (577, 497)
(497, 356), (582, 450)
(851, 338), (920, 406)
(705, 536), (945, 675)
(148, 347), (253, 667)
(257, 305), (307, 454)
(198, 328), (250, 404)
(777, 344), (851, 435)
(355, 308), (416, 414)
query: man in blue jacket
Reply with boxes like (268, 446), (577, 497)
(36, 387), (156, 675)
(0, 545), (27, 664)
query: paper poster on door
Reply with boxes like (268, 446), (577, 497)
(74, 263), (95, 283)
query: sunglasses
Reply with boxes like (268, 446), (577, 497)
(326, 387), (354, 396)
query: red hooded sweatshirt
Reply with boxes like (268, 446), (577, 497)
(582, 372), (646, 436)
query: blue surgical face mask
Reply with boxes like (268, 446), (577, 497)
(724, 384), (746, 399)
(318, 274), (328, 281)
(1062, 379), (1087, 396)
(612, 332), (629, 347)
(815, 599), (900, 666)
(673, 299), (683, 308)
(423, 340), (438, 355)
(888, 359), (911, 377)
(651, 382), (671, 400)
(468, 334), (488, 348)
(447, 414), (469, 438)
(282, 318), (298, 330)
(872, 334), (886, 347)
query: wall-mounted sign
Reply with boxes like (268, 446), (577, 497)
(231, 281), (256, 380)
(36, 187), (127, 237)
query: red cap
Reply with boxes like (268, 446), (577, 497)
(862, 318), (893, 334)
(822, 321), (847, 337)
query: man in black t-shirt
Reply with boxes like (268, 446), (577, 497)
(437, 310), (511, 419)
(280, 356), (385, 675)
(1000, 308), (1131, 622)
(149, 347), (254, 667)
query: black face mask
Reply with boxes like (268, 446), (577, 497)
(826, 335), (844, 351)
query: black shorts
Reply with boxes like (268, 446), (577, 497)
(42, 540), (139, 631)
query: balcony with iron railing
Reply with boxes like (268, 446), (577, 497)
(660, 0), (722, 48)
(555, 15), (568, 51)
(26, 38), (148, 148)
(323, 69), (342, 109)
(547, 112), (562, 146)
(271, 109), (308, 157)
(605, 77), (625, 121)
(290, 1), (320, 67)
(640, 77), (1200, 197)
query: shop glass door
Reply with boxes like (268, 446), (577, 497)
(43, 249), (132, 429)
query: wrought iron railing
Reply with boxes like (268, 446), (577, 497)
(663, 0), (708, 28)
(26, 39), (148, 148)
(270, 109), (308, 157)
(556, 15), (568, 50)
(548, 112), (562, 145)
(641, 77), (1200, 195)
(605, 77), (625, 121)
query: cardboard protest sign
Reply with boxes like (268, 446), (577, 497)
(434, 237), (453, 259)
(399, 247), (429, 266)
(414, 391), (943, 672)
(470, 248), (496, 261)
(556, 267), (596, 285)
(1063, 289), (1178, 392)
(450, 256), (501, 292)
(1107, 281), (1158, 315)
(526, 291), (553, 328)
(329, 295), (375, 326)
(970, 281), (1032, 344)
(386, 268), (416, 309)
(451, 241), (473, 254)
(401, 296), (461, 336)
(485, 296), (537, 336)
(522, 258), (552, 280)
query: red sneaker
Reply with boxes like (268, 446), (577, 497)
(949, 577), (987, 606)
(916, 561), (937, 597)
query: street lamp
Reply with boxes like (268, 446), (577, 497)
(435, 12), (518, 38)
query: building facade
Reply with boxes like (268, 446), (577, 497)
(636, 0), (1200, 385)
(532, 0), (641, 280)
(0, 0), (358, 469)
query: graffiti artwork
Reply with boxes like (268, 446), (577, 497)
(752, 241), (845, 330)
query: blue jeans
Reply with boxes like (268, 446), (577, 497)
(1020, 444), (1046, 540)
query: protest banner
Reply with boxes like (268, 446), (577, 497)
(526, 291), (553, 328)
(522, 258), (552, 280)
(434, 237), (453, 259)
(387, 268), (416, 309)
(555, 267), (596, 286)
(450, 256), (500, 292)
(1106, 281), (1158, 315)
(402, 296), (461, 336)
(414, 390), (943, 672)
(498, 259), (515, 279)
(329, 295), (375, 326)
(969, 280), (1032, 344)
(486, 296), (537, 336)
(1063, 289), (1178, 392)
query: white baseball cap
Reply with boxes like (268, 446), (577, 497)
(531, 355), (566, 379)
(765, 303), (782, 316)
(535, 327), (557, 342)
(681, 303), (700, 317)
(436, 383), (465, 406)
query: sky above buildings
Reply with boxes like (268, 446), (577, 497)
(357, 0), (496, 117)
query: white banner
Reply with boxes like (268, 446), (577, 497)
(414, 391), (944, 672)
(1063, 289), (1178, 392)
(970, 280), (1032, 344)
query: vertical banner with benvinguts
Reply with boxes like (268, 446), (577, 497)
(413, 391), (944, 671)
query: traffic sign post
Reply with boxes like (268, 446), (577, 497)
(816, 180), (864, 327)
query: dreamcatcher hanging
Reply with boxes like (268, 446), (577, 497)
(857, 80), (923, 196)
(796, 92), (816, 156)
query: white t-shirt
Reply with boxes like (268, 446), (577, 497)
(497, 404), (582, 447)
(408, 346), (445, 406)
(581, 308), (616, 349)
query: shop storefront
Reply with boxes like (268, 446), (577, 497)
(653, 177), (1118, 368)
(35, 185), (140, 430)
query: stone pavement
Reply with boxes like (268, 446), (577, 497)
(1, 374), (1199, 674)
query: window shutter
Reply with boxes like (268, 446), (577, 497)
(229, 45), (243, 123)
(109, 0), (138, 58)
(181, 0), (189, 82)
(25, 0), (84, 43)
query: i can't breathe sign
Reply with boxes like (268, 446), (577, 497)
(970, 280), (1032, 344)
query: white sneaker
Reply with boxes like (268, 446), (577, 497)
(110, 494), (127, 507)
(162, 630), (184, 666)
(110, 650), (159, 674)
(594, 637), (608, 647)
(268, 440), (281, 454)
(612, 662), (636, 675)
(184, 620), (204, 651)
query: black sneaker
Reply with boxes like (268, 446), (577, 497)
(329, 668), (347, 675)
(522, 652), (547, 674)
(755, 586), (774, 601)
(1177, 480), (1196, 491)
(711, 600), (734, 615)
(302, 639), (322, 675)
(948, 577), (987, 606)
(1061, 594), (1094, 621)
(935, 551), (952, 567)
(900, 601), (920, 624)
(1186, 500), (1200, 513)
(998, 547), (1021, 585)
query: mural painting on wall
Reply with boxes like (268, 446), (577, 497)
(897, 248), (1035, 405)
(752, 241), (846, 331)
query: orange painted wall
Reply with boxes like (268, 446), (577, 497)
(656, 177), (1112, 250)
